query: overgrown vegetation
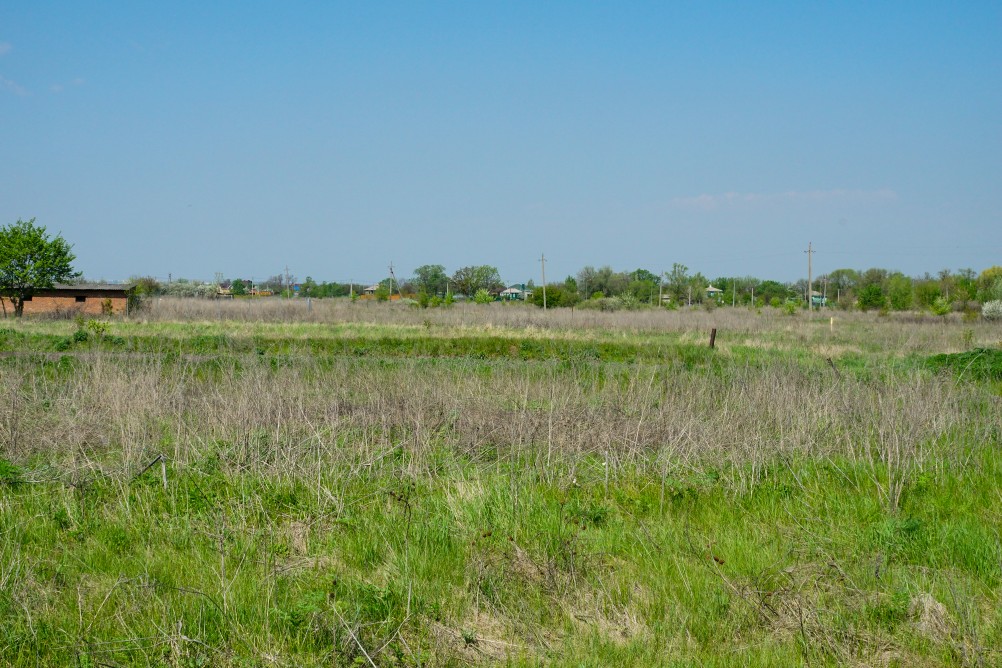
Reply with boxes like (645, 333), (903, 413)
(0, 303), (999, 665)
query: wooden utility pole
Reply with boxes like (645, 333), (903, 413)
(804, 242), (814, 311)
(658, 271), (664, 307)
(539, 253), (547, 310)
(388, 262), (403, 298)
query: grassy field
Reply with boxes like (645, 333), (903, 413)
(1, 300), (1001, 666)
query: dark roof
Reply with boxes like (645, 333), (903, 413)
(54, 283), (137, 291)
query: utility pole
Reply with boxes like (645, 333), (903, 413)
(804, 242), (814, 311)
(658, 271), (664, 307)
(284, 265), (291, 298)
(732, 278), (736, 307)
(539, 253), (547, 310)
(388, 261), (403, 298)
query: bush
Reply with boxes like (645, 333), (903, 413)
(473, 289), (493, 304)
(931, 297), (952, 317)
(982, 300), (1002, 321)
(578, 297), (627, 312)
(857, 284), (887, 311)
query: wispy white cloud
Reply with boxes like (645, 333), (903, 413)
(0, 74), (28, 96)
(0, 42), (11, 56)
(670, 189), (897, 212)
(50, 77), (85, 94)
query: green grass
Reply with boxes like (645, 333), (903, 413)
(0, 311), (999, 666)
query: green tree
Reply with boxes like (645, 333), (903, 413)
(413, 264), (449, 297)
(665, 263), (690, 303)
(857, 284), (886, 311)
(978, 266), (1002, 292)
(886, 273), (913, 311)
(576, 266), (629, 298)
(451, 266), (502, 297)
(131, 276), (162, 296)
(528, 283), (580, 308)
(0, 218), (78, 317)
(756, 280), (790, 305)
(231, 279), (247, 296)
(913, 274), (940, 308)
(301, 276), (318, 297)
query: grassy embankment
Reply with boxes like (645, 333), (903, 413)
(1, 302), (1000, 666)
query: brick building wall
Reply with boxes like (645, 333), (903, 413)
(1, 286), (132, 316)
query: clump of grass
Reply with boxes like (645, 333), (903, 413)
(926, 347), (1002, 380)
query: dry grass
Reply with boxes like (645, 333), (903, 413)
(0, 300), (1000, 666)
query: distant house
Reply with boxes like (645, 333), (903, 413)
(809, 290), (827, 307)
(4, 283), (135, 317)
(362, 284), (380, 296)
(706, 284), (724, 299)
(499, 285), (531, 301)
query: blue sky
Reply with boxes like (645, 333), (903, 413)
(2, 2), (1000, 285)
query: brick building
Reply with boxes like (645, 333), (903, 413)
(2, 283), (136, 317)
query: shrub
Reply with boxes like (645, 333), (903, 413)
(930, 297), (952, 317)
(783, 302), (797, 316)
(473, 289), (493, 304)
(982, 300), (1002, 321)
(857, 284), (887, 311)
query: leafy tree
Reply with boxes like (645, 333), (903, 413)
(955, 268), (978, 300)
(826, 269), (859, 293)
(887, 273), (913, 311)
(978, 266), (1002, 298)
(451, 266), (502, 297)
(687, 272), (709, 304)
(857, 284), (886, 311)
(231, 279), (247, 296)
(627, 268), (660, 303)
(664, 263), (690, 303)
(913, 274), (940, 308)
(0, 218), (79, 317)
(473, 288), (493, 304)
(576, 266), (629, 298)
(982, 278), (1002, 303)
(937, 269), (955, 301)
(756, 280), (791, 305)
(528, 283), (580, 308)
(131, 276), (162, 296)
(412, 264), (449, 297)
(301, 276), (318, 297)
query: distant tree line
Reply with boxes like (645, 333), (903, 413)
(129, 263), (1002, 316)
